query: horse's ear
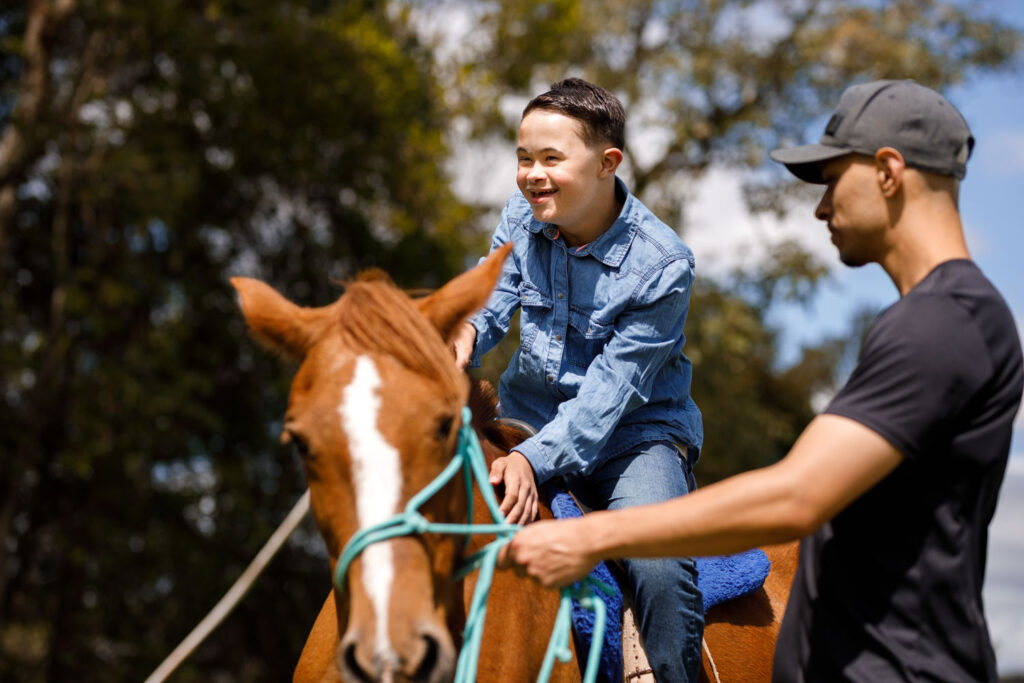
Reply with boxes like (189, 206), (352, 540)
(231, 277), (332, 359)
(417, 243), (513, 343)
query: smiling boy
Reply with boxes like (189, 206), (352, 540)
(453, 78), (705, 682)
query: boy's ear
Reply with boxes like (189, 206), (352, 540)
(600, 147), (624, 177)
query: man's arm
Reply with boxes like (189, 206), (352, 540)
(503, 414), (904, 588)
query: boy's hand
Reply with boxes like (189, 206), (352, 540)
(452, 321), (477, 370)
(489, 451), (539, 525)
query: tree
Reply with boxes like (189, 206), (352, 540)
(430, 0), (1020, 220)
(1, 1), (478, 680)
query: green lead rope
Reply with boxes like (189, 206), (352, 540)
(333, 406), (610, 683)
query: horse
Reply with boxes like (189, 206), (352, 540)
(232, 243), (580, 682)
(697, 541), (798, 682)
(232, 244), (797, 682)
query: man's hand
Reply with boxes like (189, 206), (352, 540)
(489, 451), (539, 525)
(499, 517), (597, 588)
(452, 321), (477, 370)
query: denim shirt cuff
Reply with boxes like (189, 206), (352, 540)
(512, 438), (554, 484)
(466, 314), (487, 369)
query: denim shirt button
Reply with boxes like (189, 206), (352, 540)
(555, 334), (562, 341)
(557, 292), (564, 299)
(547, 375), (554, 382)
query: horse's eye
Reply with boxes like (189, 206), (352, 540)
(288, 433), (312, 460)
(436, 415), (454, 442)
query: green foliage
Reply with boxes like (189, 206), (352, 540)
(439, 0), (1021, 217)
(0, 0), (1019, 680)
(1, 1), (475, 680)
(686, 253), (858, 483)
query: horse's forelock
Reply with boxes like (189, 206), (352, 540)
(332, 279), (465, 398)
(353, 268), (392, 284)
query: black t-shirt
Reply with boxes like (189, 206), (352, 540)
(773, 260), (1024, 683)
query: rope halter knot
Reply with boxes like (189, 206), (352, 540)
(332, 406), (609, 683)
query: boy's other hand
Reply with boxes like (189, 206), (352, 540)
(452, 321), (477, 370)
(489, 451), (539, 525)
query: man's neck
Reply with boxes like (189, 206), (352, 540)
(880, 200), (970, 296)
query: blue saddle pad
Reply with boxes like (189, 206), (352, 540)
(547, 488), (771, 681)
(547, 489), (623, 681)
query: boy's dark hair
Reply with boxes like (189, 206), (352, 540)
(523, 78), (626, 151)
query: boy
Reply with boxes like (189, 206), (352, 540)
(453, 78), (705, 682)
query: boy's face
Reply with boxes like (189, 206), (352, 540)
(516, 110), (614, 236)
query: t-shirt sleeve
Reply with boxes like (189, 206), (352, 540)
(825, 294), (992, 461)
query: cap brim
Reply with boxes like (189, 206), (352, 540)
(769, 144), (852, 184)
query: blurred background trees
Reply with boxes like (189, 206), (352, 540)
(1, 0), (1020, 679)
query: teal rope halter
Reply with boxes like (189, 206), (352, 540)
(333, 406), (610, 683)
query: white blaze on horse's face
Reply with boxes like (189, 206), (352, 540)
(338, 354), (401, 662)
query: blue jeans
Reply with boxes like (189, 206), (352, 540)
(563, 441), (704, 683)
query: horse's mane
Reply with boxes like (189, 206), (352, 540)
(469, 379), (500, 424)
(332, 271), (465, 401)
(469, 379), (533, 455)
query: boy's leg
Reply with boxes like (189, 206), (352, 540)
(567, 441), (703, 683)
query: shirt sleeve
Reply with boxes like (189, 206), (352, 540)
(515, 257), (694, 481)
(466, 202), (523, 367)
(825, 294), (992, 461)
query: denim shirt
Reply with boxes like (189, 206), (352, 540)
(468, 178), (703, 483)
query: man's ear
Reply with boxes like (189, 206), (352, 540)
(875, 147), (905, 198)
(600, 147), (624, 177)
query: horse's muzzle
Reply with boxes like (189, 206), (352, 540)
(339, 620), (455, 683)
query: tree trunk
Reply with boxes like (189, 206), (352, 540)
(0, 0), (78, 269)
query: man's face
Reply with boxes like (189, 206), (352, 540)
(516, 110), (609, 236)
(815, 155), (890, 267)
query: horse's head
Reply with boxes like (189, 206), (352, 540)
(232, 244), (511, 682)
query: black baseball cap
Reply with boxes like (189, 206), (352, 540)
(770, 79), (974, 184)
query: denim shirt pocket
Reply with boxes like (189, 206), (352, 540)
(565, 309), (613, 369)
(519, 281), (552, 354)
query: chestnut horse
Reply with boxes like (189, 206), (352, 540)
(233, 244), (579, 682)
(233, 244), (797, 682)
(697, 541), (797, 682)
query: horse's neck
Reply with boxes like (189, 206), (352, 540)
(467, 379), (524, 458)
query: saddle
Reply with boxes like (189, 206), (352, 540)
(493, 418), (770, 681)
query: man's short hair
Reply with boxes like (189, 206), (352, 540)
(523, 78), (626, 151)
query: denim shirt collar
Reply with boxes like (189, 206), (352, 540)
(525, 177), (638, 268)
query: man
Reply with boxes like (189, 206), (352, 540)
(503, 79), (1024, 682)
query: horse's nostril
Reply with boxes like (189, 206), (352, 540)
(412, 633), (440, 681)
(341, 641), (374, 683)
